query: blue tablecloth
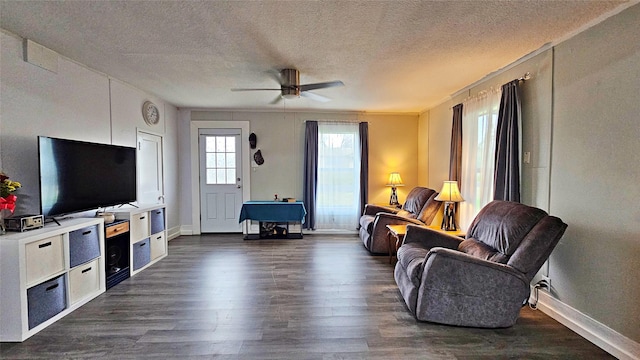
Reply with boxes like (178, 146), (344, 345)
(239, 201), (307, 224)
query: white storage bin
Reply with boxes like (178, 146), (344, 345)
(69, 258), (100, 304)
(25, 235), (64, 286)
(150, 232), (166, 260)
(130, 212), (150, 242)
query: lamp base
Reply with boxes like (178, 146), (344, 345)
(440, 202), (459, 231)
(389, 187), (399, 206)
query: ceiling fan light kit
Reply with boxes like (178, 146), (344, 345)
(231, 68), (343, 103)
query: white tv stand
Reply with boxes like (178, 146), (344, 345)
(0, 204), (167, 342)
(109, 204), (167, 277)
(0, 218), (105, 342)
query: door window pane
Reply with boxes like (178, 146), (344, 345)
(206, 153), (215, 168)
(206, 137), (216, 152)
(226, 137), (235, 152)
(216, 153), (226, 168)
(216, 137), (225, 152)
(226, 153), (235, 167)
(204, 136), (237, 184)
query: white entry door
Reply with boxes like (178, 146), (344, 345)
(137, 132), (164, 205)
(199, 129), (243, 232)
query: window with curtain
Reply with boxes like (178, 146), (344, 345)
(316, 122), (361, 230)
(459, 88), (501, 230)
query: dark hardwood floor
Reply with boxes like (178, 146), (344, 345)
(1, 233), (613, 359)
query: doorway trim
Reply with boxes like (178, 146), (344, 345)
(190, 120), (250, 235)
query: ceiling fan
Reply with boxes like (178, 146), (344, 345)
(231, 68), (344, 103)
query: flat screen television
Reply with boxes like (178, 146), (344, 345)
(38, 136), (137, 218)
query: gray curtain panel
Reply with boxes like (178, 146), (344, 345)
(359, 122), (369, 216)
(449, 103), (463, 219)
(450, 104), (463, 183)
(494, 80), (521, 202)
(303, 121), (318, 229)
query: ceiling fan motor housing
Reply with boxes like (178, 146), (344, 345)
(281, 68), (300, 98)
(230, 68), (341, 102)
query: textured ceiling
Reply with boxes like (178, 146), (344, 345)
(0, 0), (631, 113)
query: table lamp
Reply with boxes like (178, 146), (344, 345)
(386, 172), (404, 206)
(434, 181), (464, 231)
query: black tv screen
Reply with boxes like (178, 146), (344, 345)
(38, 136), (137, 218)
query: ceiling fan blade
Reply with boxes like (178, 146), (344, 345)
(269, 94), (283, 104)
(230, 88), (281, 92)
(266, 69), (283, 84)
(300, 91), (331, 103)
(299, 81), (344, 92)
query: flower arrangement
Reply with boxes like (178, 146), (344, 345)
(0, 171), (21, 213)
(1, 172), (21, 197)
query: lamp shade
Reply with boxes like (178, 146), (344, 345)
(386, 172), (404, 187)
(435, 181), (464, 202)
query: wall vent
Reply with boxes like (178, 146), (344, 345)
(23, 39), (58, 73)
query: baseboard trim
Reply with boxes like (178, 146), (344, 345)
(167, 225), (183, 240)
(531, 289), (640, 360)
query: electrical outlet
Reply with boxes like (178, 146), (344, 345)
(540, 275), (551, 290)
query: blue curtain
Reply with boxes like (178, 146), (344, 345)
(494, 80), (521, 202)
(450, 103), (463, 183)
(303, 121), (318, 229)
(449, 103), (463, 223)
(359, 122), (369, 216)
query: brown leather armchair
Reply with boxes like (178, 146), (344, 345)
(359, 187), (441, 254)
(394, 200), (567, 328)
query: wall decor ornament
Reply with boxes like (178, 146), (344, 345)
(142, 101), (159, 125)
(253, 149), (264, 165)
(249, 133), (257, 149)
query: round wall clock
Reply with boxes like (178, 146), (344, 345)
(142, 101), (159, 125)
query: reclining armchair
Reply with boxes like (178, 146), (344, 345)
(394, 200), (567, 328)
(359, 187), (441, 254)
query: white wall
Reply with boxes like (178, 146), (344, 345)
(422, 3), (640, 355)
(551, 3), (640, 343)
(162, 104), (180, 234)
(109, 79), (166, 147)
(1, 31), (110, 214)
(179, 110), (420, 232)
(0, 30), (180, 236)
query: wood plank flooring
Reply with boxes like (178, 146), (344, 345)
(0, 234), (614, 359)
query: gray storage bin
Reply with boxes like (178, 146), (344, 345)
(150, 208), (165, 234)
(69, 224), (100, 268)
(27, 275), (67, 329)
(133, 238), (151, 271)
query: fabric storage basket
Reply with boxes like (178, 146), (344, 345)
(69, 224), (100, 268)
(27, 274), (67, 329)
(150, 208), (165, 234)
(132, 238), (151, 271)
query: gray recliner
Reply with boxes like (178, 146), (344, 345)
(394, 200), (567, 328)
(359, 187), (441, 254)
